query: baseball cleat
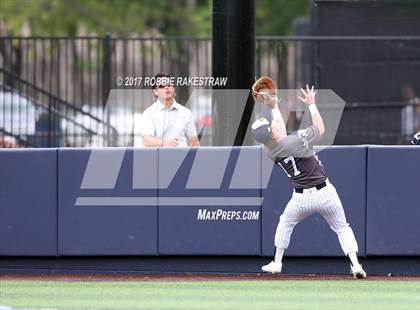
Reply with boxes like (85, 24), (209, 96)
(261, 261), (282, 274)
(350, 264), (367, 279)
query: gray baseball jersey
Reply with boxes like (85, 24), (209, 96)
(265, 125), (359, 257)
(266, 125), (327, 189)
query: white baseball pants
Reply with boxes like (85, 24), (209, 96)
(274, 180), (359, 255)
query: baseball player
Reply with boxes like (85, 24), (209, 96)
(251, 77), (366, 279)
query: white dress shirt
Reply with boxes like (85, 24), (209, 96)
(140, 99), (198, 147)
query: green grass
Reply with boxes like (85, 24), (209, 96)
(0, 279), (419, 310)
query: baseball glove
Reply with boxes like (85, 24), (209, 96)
(252, 76), (278, 108)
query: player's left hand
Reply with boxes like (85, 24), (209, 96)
(298, 84), (316, 105)
(258, 92), (278, 108)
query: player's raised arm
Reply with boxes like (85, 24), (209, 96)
(252, 76), (287, 140)
(298, 85), (325, 136)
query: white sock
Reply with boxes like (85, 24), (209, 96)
(348, 252), (360, 266)
(274, 248), (284, 263)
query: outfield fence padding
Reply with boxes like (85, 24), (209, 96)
(0, 149), (57, 256)
(366, 146), (420, 256)
(0, 146), (419, 257)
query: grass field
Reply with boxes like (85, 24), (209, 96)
(1, 279), (419, 310)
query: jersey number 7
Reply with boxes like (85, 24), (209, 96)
(278, 156), (302, 177)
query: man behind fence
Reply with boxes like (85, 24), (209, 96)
(140, 72), (200, 147)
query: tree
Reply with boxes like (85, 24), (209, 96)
(256, 0), (309, 35)
(0, 0), (211, 36)
(1, 0), (307, 37)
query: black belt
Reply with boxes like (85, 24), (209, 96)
(294, 181), (326, 193)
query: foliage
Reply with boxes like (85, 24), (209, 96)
(256, 0), (309, 35)
(0, 0), (308, 37)
(0, 0), (212, 36)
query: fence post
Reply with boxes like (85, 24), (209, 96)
(48, 96), (52, 147)
(102, 33), (111, 108)
(102, 34), (111, 146)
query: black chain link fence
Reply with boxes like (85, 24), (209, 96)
(1, 36), (419, 147)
